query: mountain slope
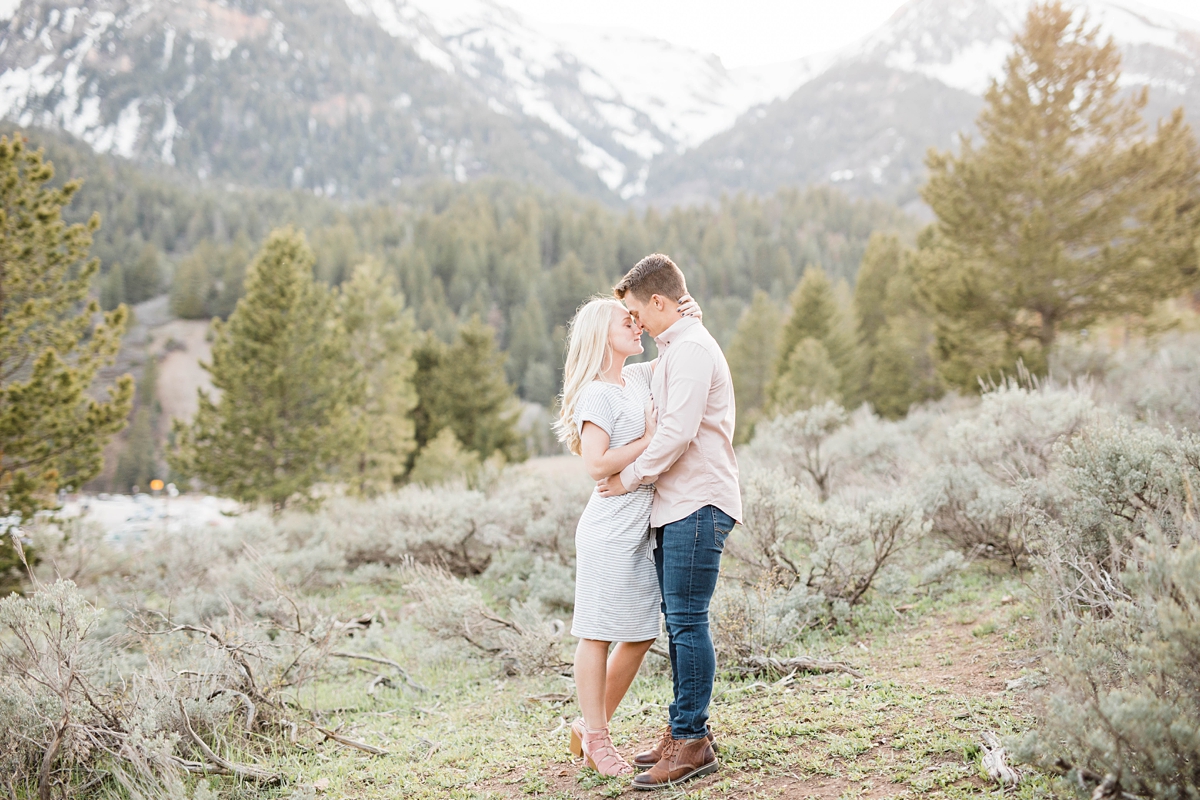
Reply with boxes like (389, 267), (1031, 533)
(0, 0), (818, 201)
(645, 62), (982, 209)
(644, 0), (1200, 206)
(350, 0), (820, 198)
(0, 0), (619, 198)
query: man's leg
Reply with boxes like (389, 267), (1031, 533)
(659, 506), (734, 739)
(652, 527), (682, 724)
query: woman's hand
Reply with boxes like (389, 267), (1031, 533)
(596, 473), (631, 498)
(642, 398), (657, 441)
(677, 293), (702, 321)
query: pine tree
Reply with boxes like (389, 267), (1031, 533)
(100, 261), (124, 311)
(506, 297), (552, 398)
(338, 259), (417, 496)
(125, 242), (163, 304)
(771, 339), (842, 414)
(114, 358), (160, 492)
(412, 318), (526, 466)
(0, 134), (133, 580)
(546, 252), (600, 328)
(728, 290), (782, 443)
(170, 247), (209, 319)
(853, 233), (905, 352)
(914, 1), (1200, 390)
(408, 427), (481, 486)
(170, 227), (358, 510)
(853, 234), (941, 418)
(768, 267), (862, 412)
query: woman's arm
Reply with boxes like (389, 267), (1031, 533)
(579, 410), (655, 481)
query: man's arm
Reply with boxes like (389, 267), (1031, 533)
(612, 343), (713, 492)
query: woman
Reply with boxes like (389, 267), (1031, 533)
(553, 294), (699, 776)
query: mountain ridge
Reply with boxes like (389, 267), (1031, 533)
(2, 0), (1198, 206)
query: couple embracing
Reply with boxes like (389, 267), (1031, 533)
(553, 254), (741, 790)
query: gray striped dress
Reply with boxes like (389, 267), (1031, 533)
(570, 361), (661, 642)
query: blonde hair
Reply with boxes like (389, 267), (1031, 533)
(554, 297), (628, 455)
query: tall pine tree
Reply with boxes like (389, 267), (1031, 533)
(170, 227), (358, 510)
(768, 267), (862, 412)
(727, 290), (781, 443)
(412, 318), (526, 466)
(338, 259), (417, 496)
(854, 233), (941, 418)
(914, 1), (1200, 390)
(0, 135), (132, 512)
(0, 135), (133, 587)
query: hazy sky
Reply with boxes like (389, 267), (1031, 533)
(504, 0), (1200, 68)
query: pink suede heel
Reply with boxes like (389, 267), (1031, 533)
(580, 725), (632, 776)
(568, 717), (585, 757)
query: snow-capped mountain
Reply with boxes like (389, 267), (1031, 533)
(338, 0), (824, 197)
(1, 0), (1197, 204)
(643, 0), (1200, 205)
(850, 0), (1200, 97)
(0, 0), (821, 200)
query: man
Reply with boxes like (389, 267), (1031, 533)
(597, 253), (741, 790)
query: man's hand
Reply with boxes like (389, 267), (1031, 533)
(596, 472), (632, 498)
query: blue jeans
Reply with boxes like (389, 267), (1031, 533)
(654, 505), (735, 739)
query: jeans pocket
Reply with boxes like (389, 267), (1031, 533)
(712, 508), (734, 549)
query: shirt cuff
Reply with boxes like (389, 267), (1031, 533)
(619, 463), (641, 492)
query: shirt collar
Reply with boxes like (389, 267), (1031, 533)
(654, 315), (698, 349)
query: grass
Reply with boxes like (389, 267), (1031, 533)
(209, 566), (1074, 799)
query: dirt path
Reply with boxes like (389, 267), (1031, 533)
(485, 597), (1042, 799)
(148, 319), (213, 436)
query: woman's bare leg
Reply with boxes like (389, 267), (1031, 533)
(575, 638), (611, 730)
(604, 639), (655, 720)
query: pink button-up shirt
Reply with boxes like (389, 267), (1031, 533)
(619, 316), (742, 527)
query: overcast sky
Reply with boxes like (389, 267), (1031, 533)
(504, 0), (1200, 68)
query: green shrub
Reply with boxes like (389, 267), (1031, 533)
(1016, 417), (1200, 797)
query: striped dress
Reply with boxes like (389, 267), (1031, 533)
(570, 361), (661, 642)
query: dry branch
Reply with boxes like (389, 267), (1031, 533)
(178, 702), (279, 783)
(1051, 759), (1143, 800)
(980, 732), (1020, 787)
(208, 689), (257, 731)
(329, 651), (429, 693)
(730, 655), (863, 679)
(306, 722), (389, 756)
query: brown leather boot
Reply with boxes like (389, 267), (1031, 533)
(633, 726), (716, 770)
(631, 735), (717, 790)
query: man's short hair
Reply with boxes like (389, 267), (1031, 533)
(613, 253), (686, 303)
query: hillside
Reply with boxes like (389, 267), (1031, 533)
(0, 0), (815, 202)
(0, 0), (612, 199)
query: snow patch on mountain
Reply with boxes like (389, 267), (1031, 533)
(350, 0), (820, 195)
(850, 0), (1200, 97)
(541, 23), (828, 150)
(0, 7), (144, 158)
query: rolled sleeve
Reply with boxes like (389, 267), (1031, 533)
(624, 343), (712, 489)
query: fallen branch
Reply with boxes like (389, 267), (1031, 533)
(980, 732), (1020, 787)
(305, 722), (389, 756)
(178, 702), (279, 783)
(366, 674), (394, 695)
(161, 625), (261, 699)
(170, 757), (235, 776)
(329, 651), (429, 693)
(1051, 759), (1143, 800)
(729, 655), (864, 679)
(208, 689), (256, 731)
